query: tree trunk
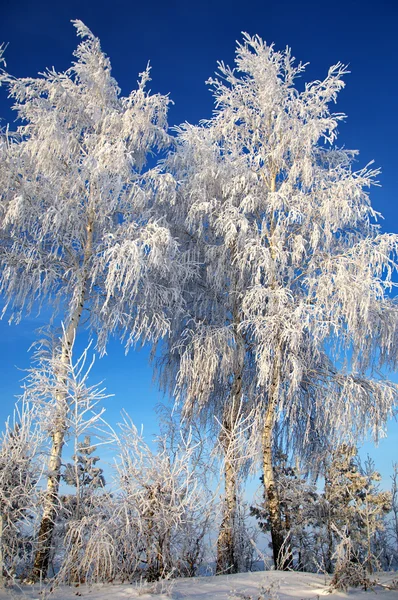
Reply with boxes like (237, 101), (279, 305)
(216, 437), (238, 574)
(30, 312), (83, 581)
(262, 409), (288, 569)
(216, 242), (245, 575)
(216, 373), (242, 575)
(326, 497), (334, 572)
(261, 351), (292, 570)
(0, 514), (3, 588)
(30, 218), (93, 582)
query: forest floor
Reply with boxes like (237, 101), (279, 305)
(0, 570), (397, 600)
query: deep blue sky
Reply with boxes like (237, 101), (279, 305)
(0, 0), (397, 487)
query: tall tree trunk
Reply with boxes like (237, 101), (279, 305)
(216, 240), (245, 575)
(0, 514), (3, 588)
(261, 350), (292, 570)
(324, 477), (334, 573)
(216, 372), (242, 575)
(262, 409), (290, 569)
(30, 218), (93, 582)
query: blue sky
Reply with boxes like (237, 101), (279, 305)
(0, 0), (397, 488)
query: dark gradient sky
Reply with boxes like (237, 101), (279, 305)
(0, 0), (397, 485)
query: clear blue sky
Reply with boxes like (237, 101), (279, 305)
(0, 0), (397, 488)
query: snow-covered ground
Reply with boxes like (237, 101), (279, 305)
(1, 571), (397, 600)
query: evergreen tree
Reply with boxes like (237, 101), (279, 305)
(324, 445), (391, 574)
(58, 441), (107, 586)
(63, 437), (105, 503)
(251, 452), (318, 570)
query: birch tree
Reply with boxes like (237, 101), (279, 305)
(161, 35), (398, 570)
(0, 21), (190, 580)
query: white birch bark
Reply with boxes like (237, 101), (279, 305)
(216, 378), (242, 574)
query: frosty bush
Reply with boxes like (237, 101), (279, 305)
(112, 415), (214, 581)
(0, 400), (44, 581)
(330, 528), (375, 591)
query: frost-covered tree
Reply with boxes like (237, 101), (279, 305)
(160, 35), (398, 569)
(63, 436), (105, 509)
(60, 344), (107, 525)
(323, 445), (391, 574)
(58, 433), (108, 586)
(0, 22), (191, 580)
(251, 452), (318, 570)
(328, 451), (391, 590)
(56, 350), (108, 584)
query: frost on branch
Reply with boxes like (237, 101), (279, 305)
(0, 20), (191, 349)
(0, 21), (193, 580)
(111, 414), (214, 581)
(163, 32), (398, 462)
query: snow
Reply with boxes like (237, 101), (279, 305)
(1, 571), (397, 600)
